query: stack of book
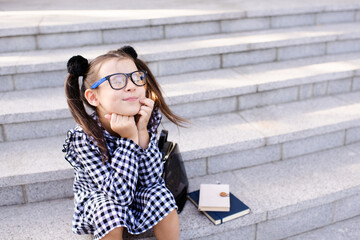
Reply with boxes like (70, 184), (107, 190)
(187, 184), (250, 225)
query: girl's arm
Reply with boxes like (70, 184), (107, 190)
(136, 107), (165, 187)
(138, 129), (150, 149)
(137, 132), (164, 187)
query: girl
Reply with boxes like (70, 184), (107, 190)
(63, 46), (186, 240)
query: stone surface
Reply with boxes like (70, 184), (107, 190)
(0, 14), (41, 37)
(347, 142), (360, 154)
(282, 130), (345, 159)
(2, 21), (360, 77)
(0, 35), (36, 53)
(1, 144), (360, 238)
(248, 24), (338, 50)
(14, 70), (68, 90)
(0, 136), (73, 188)
(170, 96), (237, 119)
(25, 178), (74, 203)
(278, 43), (326, 60)
(221, 18), (270, 33)
(222, 49), (276, 68)
(196, 224), (256, 240)
(233, 52), (360, 92)
(0, 53), (359, 129)
(149, 11), (244, 26)
(353, 76), (360, 90)
(103, 26), (164, 44)
(299, 83), (313, 100)
(313, 81), (328, 97)
(165, 21), (220, 38)
(0, 185), (24, 206)
(157, 55), (221, 76)
(257, 203), (333, 240)
(238, 86), (298, 109)
(327, 78), (352, 95)
(335, 90), (360, 103)
(161, 112), (265, 161)
(0, 75), (13, 92)
(184, 158), (207, 179)
(38, 14), (150, 33)
(208, 144), (281, 174)
(0, 198), (92, 240)
(0, 87), (68, 124)
(287, 215), (360, 240)
(159, 68), (255, 105)
(37, 31), (102, 49)
(232, 145), (360, 220)
(271, 14), (315, 28)
(327, 39), (360, 54)
(239, 95), (360, 145)
(245, 5), (323, 18)
(333, 193), (360, 222)
(3, 118), (75, 141)
(316, 10), (356, 24)
(346, 127), (360, 144)
(1, 1), (360, 239)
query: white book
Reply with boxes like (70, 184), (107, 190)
(198, 184), (230, 212)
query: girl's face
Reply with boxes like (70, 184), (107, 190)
(88, 58), (146, 117)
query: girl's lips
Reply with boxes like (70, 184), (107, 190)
(123, 97), (139, 102)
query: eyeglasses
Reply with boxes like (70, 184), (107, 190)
(91, 70), (147, 90)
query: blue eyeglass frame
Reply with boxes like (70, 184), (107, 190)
(91, 70), (147, 90)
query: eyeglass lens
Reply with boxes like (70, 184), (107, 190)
(109, 71), (146, 89)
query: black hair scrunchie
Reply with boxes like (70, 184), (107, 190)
(119, 45), (138, 60)
(67, 55), (89, 77)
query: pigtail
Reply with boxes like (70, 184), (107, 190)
(65, 55), (109, 162)
(119, 46), (189, 127)
(136, 58), (188, 127)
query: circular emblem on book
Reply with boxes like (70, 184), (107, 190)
(220, 192), (229, 197)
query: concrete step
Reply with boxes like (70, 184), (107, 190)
(286, 215), (360, 240)
(1, 1), (359, 54)
(1, 92), (359, 206)
(1, 142), (360, 239)
(1, 53), (360, 142)
(2, 22), (360, 92)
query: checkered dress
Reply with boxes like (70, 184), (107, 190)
(63, 109), (177, 240)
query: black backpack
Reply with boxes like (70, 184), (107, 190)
(158, 130), (189, 213)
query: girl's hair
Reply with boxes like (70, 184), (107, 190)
(65, 46), (187, 162)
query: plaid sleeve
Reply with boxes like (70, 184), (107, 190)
(147, 107), (162, 135)
(137, 132), (164, 187)
(65, 129), (141, 205)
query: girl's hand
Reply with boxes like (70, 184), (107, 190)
(136, 98), (154, 149)
(137, 97), (155, 132)
(105, 113), (138, 143)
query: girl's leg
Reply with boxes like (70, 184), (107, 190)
(101, 227), (124, 240)
(153, 209), (180, 240)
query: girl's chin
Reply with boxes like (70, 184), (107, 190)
(116, 107), (141, 116)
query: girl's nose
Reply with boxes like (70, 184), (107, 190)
(124, 78), (137, 92)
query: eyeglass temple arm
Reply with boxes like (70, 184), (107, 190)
(91, 77), (107, 89)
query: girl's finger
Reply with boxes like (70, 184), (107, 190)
(140, 98), (154, 108)
(110, 113), (117, 126)
(139, 105), (152, 114)
(104, 114), (111, 121)
(138, 109), (148, 117)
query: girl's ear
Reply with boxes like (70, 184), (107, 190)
(85, 89), (99, 107)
